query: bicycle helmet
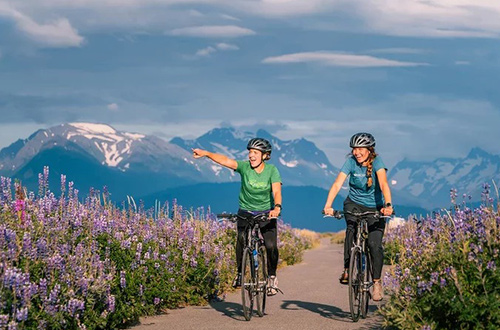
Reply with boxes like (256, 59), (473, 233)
(247, 138), (272, 159)
(349, 132), (375, 148)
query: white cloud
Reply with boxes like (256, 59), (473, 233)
(216, 42), (239, 50)
(196, 46), (216, 56)
(367, 48), (429, 55)
(0, 2), (84, 47)
(195, 43), (238, 57)
(169, 25), (256, 38)
(220, 13), (240, 21)
(262, 51), (428, 67)
(357, 1), (500, 38)
(107, 103), (119, 111)
(6, 0), (500, 39)
(187, 9), (204, 17)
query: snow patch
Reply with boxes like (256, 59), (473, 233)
(124, 132), (145, 140)
(390, 169), (411, 189)
(279, 157), (298, 168)
(69, 122), (116, 134)
(211, 142), (236, 158)
(211, 165), (222, 176)
(318, 163), (327, 169)
(447, 158), (481, 184)
(65, 123), (146, 167)
(408, 183), (424, 196)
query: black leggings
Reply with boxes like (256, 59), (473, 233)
(236, 210), (279, 276)
(343, 198), (385, 280)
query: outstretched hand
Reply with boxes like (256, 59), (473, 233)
(192, 148), (208, 159)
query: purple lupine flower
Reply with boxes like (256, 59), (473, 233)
(430, 272), (439, 284)
(154, 297), (161, 305)
(120, 271), (126, 289)
(487, 261), (496, 271)
(107, 295), (115, 312)
(39, 279), (47, 298)
(67, 298), (85, 316)
(8, 320), (18, 330)
(15, 307), (28, 322)
(49, 284), (61, 304)
(0, 315), (9, 328)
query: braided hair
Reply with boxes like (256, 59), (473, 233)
(365, 147), (377, 188)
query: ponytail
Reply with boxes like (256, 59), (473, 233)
(366, 147), (377, 188)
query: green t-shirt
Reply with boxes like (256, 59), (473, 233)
(235, 160), (282, 211)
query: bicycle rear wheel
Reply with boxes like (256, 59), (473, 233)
(349, 246), (362, 322)
(361, 251), (372, 319)
(241, 248), (254, 321)
(256, 245), (267, 317)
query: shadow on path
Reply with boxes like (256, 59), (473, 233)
(208, 300), (247, 321)
(280, 300), (351, 322)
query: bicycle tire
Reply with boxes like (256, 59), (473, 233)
(349, 246), (362, 322)
(361, 250), (372, 318)
(241, 248), (254, 321)
(256, 245), (267, 317)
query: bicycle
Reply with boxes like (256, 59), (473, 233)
(217, 212), (275, 321)
(324, 209), (391, 322)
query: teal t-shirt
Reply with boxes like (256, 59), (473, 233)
(235, 161), (282, 211)
(340, 156), (387, 208)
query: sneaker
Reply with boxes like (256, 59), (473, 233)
(339, 270), (349, 285)
(372, 280), (383, 301)
(232, 273), (241, 288)
(267, 276), (279, 296)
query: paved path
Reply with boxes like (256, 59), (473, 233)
(131, 238), (384, 330)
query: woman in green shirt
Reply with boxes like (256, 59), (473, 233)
(193, 138), (283, 295)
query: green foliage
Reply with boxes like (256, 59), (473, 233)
(381, 205), (500, 330)
(0, 175), (315, 329)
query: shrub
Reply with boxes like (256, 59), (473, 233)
(0, 168), (315, 329)
(381, 187), (500, 330)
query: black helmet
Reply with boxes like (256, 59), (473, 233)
(350, 132), (375, 148)
(247, 138), (272, 159)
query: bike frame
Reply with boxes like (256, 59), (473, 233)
(324, 209), (389, 322)
(217, 213), (270, 321)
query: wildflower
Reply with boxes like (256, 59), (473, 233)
(120, 271), (126, 289)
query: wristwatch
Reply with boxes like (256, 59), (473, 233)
(384, 202), (392, 208)
(275, 204), (282, 210)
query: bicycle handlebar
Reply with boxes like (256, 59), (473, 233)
(216, 213), (277, 222)
(322, 210), (393, 219)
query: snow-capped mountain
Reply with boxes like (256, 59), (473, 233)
(171, 127), (341, 188)
(0, 122), (219, 185)
(1, 123), (497, 212)
(389, 147), (500, 209)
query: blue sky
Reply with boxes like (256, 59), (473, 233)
(1, 0), (499, 167)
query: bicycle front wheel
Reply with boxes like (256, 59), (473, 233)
(349, 246), (362, 322)
(241, 248), (254, 321)
(256, 245), (268, 317)
(361, 251), (372, 319)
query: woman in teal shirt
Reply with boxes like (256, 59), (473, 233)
(323, 132), (393, 301)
